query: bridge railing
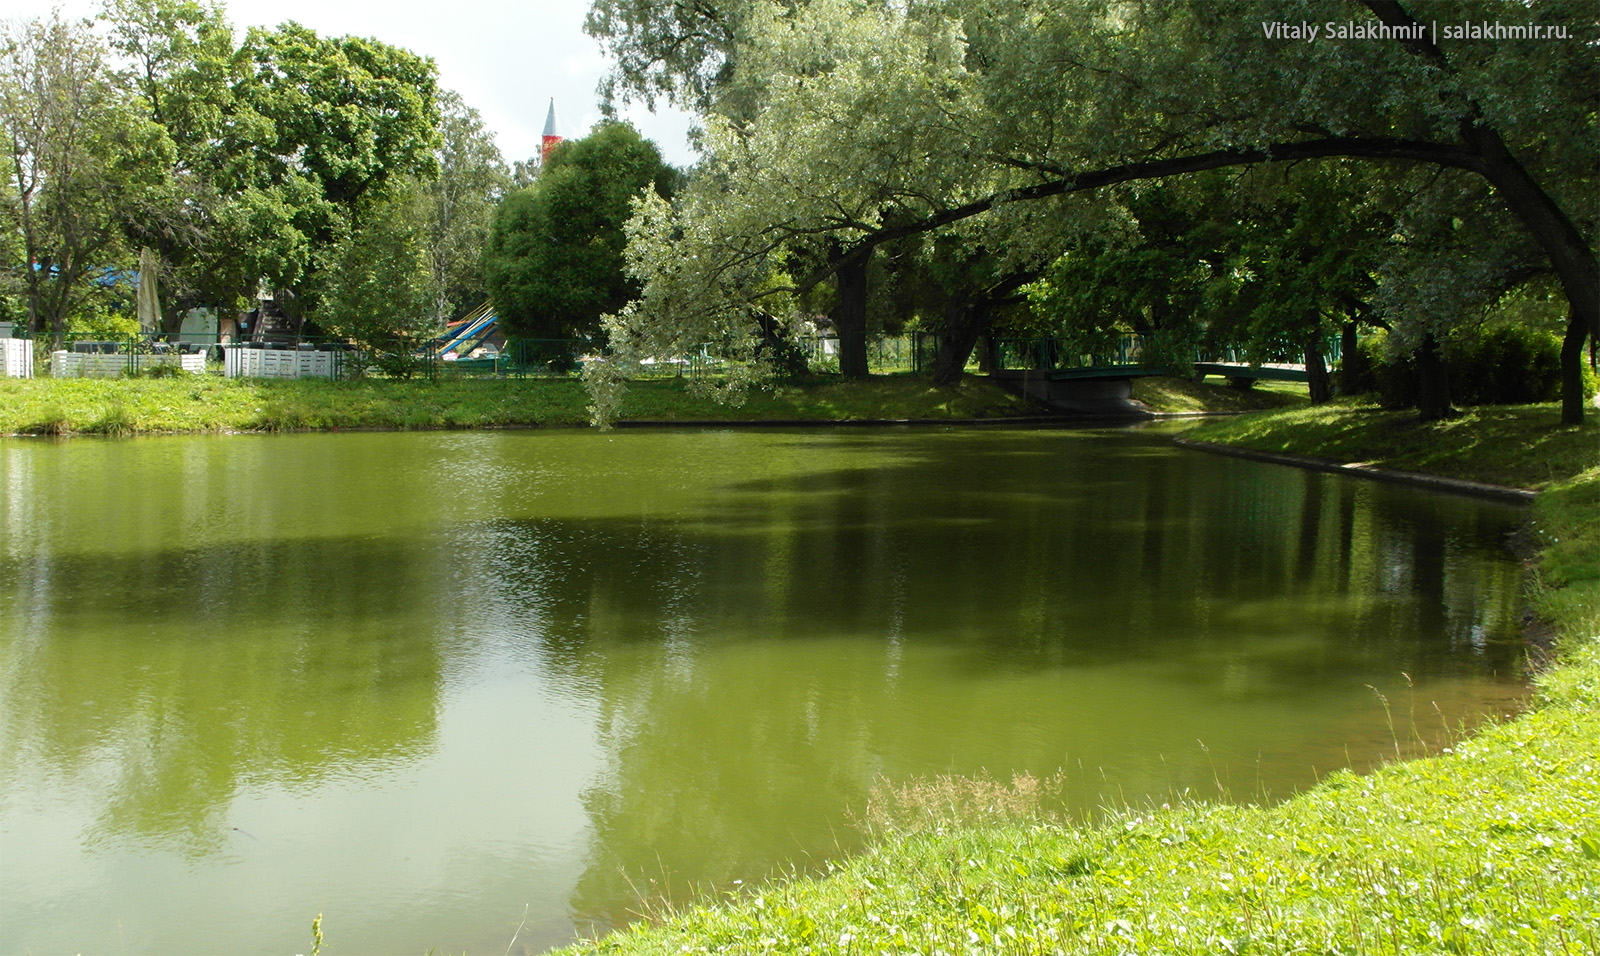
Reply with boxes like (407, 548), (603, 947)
(993, 333), (1146, 372)
(992, 333), (1342, 374)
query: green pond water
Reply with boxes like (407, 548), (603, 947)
(0, 426), (1530, 954)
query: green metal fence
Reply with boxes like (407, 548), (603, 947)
(989, 333), (1342, 373)
(796, 335), (918, 374)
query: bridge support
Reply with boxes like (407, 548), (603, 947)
(990, 371), (1150, 416)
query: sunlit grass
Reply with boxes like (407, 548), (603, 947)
(1186, 399), (1599, 490)
(1133, 375), (1309, 413)
(0, 374), (1046, 435)
(0, 371), (1326, 438)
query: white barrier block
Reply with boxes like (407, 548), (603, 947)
(224, 346), (341, 379)
(2, 338), (33, 378)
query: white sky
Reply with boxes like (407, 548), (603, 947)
(0, 0), (700, 168)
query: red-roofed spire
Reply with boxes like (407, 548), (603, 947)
(541, 98), (562, 165)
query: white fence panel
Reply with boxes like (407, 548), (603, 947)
(50, 351), (205, 378)
(224, 346), (341, 379)
(2, 337), (32, 378)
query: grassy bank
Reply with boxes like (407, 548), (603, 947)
(1185, 399), (1598, 491)
(554, 403), (1600, 956)
(0, 375), (1044, 435)
(1131, 374), (1308, 414)
(0, 373), (1296, 436)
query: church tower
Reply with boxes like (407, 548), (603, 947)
(541, 99), (562, 167)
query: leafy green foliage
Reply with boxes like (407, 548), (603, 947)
(585, 0), (747, 114)
(0, 11), (171, 345)
(1362, 326), (1598, 410)
(234, 23), (438, 212)
(310, 181), (434, 350)
(483, 122), (677, 342)
(419, 90), (509, 324)
(92, 0), (444, 328)
(595, 0), (1596, 420)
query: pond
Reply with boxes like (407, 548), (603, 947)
(0, 426), (1530, 954)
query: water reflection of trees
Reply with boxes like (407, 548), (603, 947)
(469, 430), (1526, 927)
(0, 534), (444, 855)
(0, 429), (1529, 931)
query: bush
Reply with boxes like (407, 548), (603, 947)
(1359, 335), (1415, 408)
(1138, 327), (1204, 376)
(1358, 324), (1592, 408)
(370, 349), (430, 380)
(1453, 324), (1565, 405)
(67, 303), (140, 341)
(137, 361), (188, 379)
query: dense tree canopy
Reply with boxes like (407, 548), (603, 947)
(483, 121), (677, 344)
(1, 0), (457, 346)
(586, 0), (1597, 424)
(0, 12), (169, 346)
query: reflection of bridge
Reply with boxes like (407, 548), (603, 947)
(990, 334), (1325, 413)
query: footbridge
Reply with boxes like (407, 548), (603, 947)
(989, 334), (1327, 413)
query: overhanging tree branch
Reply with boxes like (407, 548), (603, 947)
(799, 136), (1491, 291)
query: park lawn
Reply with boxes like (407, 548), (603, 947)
(551, 402), (1600, 956)
(1186, 398), (1600, 491)
(0, 375), (1043, 435)
(0, 372), (1299, 436)
(1131, 374), (1308, 413)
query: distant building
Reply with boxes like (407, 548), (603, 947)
(541, 98), (562, 166)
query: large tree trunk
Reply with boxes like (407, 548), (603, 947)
(931, 299), (991, 386)
(976, 335), (994, 373)
(1561, 307), (1590, 424)
(1470, 136), (1597, 425)
(1416, 331), (1453, 422)
(832, 251), (870, 379)
(1305, 322), (1332, 404)
(1339, 321), (1368, 395)
(1364, 0), (1598, 424)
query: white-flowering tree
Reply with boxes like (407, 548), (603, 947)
(590, 0), (1596, 423)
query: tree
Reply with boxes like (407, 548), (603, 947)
(1031, 177), (1231, 378)
(590, 0), (986, 389)
(418, 90), (509, 325)
(1030, 164), (1401, 404)
(102, 1), (445, 331)
(312, 180), (433, 351)
(311, 91), (507, 351)
(0, 12), (169, 347)
(585, 0), (752, 115)
(103, 0), (266, 329)
(483, 121), (677, 343)
(593, 0), (1595, 423)
(234, 23), (439, 215)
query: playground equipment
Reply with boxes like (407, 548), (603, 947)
(428, 303), (500, 358)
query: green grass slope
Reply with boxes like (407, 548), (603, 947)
(1186, 400), (1597, 491)
(0, 375), (1045, 436)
